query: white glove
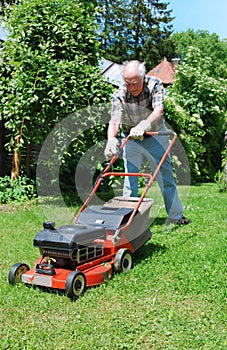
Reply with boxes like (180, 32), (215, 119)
(129, 120), (151, 140)
(104, 137), (119, 159)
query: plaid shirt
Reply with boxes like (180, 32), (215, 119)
(111, 75), (164, 133)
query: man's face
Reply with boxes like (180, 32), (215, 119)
(124, 74), (144, 96)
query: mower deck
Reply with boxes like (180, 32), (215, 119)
(9, 196), (153, 298)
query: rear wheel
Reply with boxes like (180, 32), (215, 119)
(65, 270), (86, 299)
(8, 263), (30, 285)
(114, 248), (133, 273)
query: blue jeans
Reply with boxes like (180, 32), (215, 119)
(122, 127), (184, 221)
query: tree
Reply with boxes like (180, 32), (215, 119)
(0, 0), (16, 16)
(97, 0), (175, 69)
(172, 29), (227, 79)
(0, 0), (113, 179)
(166, 46), (227, 182)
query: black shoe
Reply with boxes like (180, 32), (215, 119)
(167, 216), (191, 225)
(176, 216), (191, 225)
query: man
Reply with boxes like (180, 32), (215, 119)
(104, 60), (190, 225)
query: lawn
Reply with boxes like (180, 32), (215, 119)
(0, 183), (226, 350)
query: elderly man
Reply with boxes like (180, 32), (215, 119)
(104, 60), (190, 225)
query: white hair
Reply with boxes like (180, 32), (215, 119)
(123, 60), (146, 78)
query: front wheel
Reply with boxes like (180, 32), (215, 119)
(8, 263), (30, 285)
(114, 249), (133, 273)
(65, 270), (86, 299)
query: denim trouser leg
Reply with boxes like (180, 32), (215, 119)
(123, 140), (143, 197)
(123, 133), (183, 220)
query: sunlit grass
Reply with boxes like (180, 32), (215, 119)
(0, 183), (226, 349)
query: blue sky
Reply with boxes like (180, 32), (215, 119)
(168, 0), (227, 39)
(0, 26), (8, 41)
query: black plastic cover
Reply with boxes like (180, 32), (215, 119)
(77, 206), (134, 229)
(34, 223), (106, 250)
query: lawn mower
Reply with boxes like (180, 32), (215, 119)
(8, 131), (177, 299)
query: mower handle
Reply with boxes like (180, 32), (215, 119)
(74, 130), (177, 224)
(105, 130), (176, 171)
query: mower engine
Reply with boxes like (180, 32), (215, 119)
(34, 222), (106, 268)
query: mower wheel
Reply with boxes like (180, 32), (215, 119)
(8, 263), (30, 285)
(114, 248), (133, 273)
(65, 270), (86, 299)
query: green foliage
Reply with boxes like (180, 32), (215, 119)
(167, 46), (227, 182)
(0, 174), (36, 203)
(172, 29), (227, 79)
(96, 0), (175, 69)
(59, 123), (108, 191)
(214, 140), (227, 192)
(214, 170), (227, 192)
(0, 0), (113, 166)
(164, 96), (205, 182)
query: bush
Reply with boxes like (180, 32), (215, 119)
(166, 47), (227, 182)
(0, 175), (37, 204)
(214, 170), (227, 192)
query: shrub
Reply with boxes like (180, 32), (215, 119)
(214, 170), (227, 192)
(0, 175), (37, 203)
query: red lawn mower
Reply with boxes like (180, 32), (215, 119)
(8, 131), (177, 299)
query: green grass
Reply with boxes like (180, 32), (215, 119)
(0, 184), (226, 349)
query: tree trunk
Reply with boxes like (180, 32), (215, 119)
(11, 136), (21, 180)
(11, 118), (24, 180)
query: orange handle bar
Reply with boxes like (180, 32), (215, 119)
(74, 131), (177, 224)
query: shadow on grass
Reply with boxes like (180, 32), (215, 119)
(151, 216), (166, 226)
(152, 216), (193, 232)
(134, 241), (167, 265)
(134, 216), (197, 264)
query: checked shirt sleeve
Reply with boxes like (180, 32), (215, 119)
(148, 77), (164, 110)
(111, 88), (125, 121)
